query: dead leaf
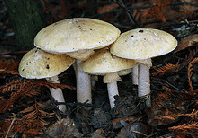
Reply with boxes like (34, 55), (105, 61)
(45, 118), (82, 138)
(91, 128), (105, 138)
(142, 0), (176, 23)
(179, 0), (198, 14)
(174, 34), (198, 53)
(97, 3), (119, 14)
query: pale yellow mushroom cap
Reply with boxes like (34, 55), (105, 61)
(82, 48), (138, 74)
(110, 28), (177, 60)
(18, 48), (75, 79)
(66, 49), (95, 61)
(118, 68), (132, 76)
(34, 18), (121, 53)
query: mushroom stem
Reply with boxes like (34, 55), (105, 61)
(104, 72), (121, 108)
(131, 65), (139, 85)
(138, 63), (151, 107)
(76, 60), (92, 104)
(46, 76), (67, 112)
(107, 81), (119, 108)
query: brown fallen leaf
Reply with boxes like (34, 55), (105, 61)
(91, 128), (105, 138)
(174, 34), (198, 53)
(179, 0), (198, 15)
(116, 122), (149, 138)
(139, 0), (198, 27)
(142, 0), (176, 23)
(97, 3), (119, 14)
(45, 118), (82, 138)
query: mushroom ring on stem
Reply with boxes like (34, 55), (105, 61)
(18, 48), (75, 112)
(82, 48), (138, 108)
(34, 18), (121, 104)
(110, 28), (177, 107)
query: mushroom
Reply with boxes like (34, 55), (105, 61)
(34, 18), (120, 104)
(82, 48), (138, 108)
(18, 48), (75, 112)
(110, 28), (177, 107)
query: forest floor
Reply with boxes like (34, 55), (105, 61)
(0, 0), (198, 137)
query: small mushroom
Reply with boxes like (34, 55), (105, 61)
(110, 28), (177, 107)
(34, 18), (121, 104)
(18, 48), (75, 112)
(82, 48), (138, 108)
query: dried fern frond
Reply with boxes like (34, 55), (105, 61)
(0, 77), (76, 113)
(174, 48), (198, 72)
(178, 109), (198, 119)
(36, 79), (76, 90)
(155, 109), (198, 122)
(1, 100), (55, 136)
(20, 100), (53, 127)
(186, 56), (198, 92)
(0, 59), (20, 76)
(152, 63), (180, 76)
(169, 122), (198, 136)
(191, 57), (198, 63)
(187, 62), (193, 91)
(0, 80), (41, 113)
(19, 106), (34, 114)
(188, 89), (198, 95)
(154, 115), (176, 121)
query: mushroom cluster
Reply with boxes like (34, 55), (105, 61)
(82, 48), (138, 108)
(110, 28), (177, 107)
(18, 18), (177, 111)
(18, 18), (120, 112)
(34, 18), (120, 104)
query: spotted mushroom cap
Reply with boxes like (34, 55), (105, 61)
(110, 28), (177, 60)
(34, 18), (121, 53)
(18, 48), (75, 79)
(82, 48), (138, 75)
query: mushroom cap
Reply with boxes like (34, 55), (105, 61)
(34, 18), (121, 53)
(110, 28), (177, 60)
(82, 48), (138, 74)
(18, 48), (75, 79)
(118, 68), (132, 76)
(66, 49), (95, 61)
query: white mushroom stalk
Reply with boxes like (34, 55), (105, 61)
(67, 49), (96, 104)
(104, 72), (121, 108)
(46, 76), (67, 112)
(131, 65), (139, 85)
(76, 60), (92, 103)
(107, 81), (119, 108)
(135, 59), (152, 106)
(138, 63), (150, 106)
